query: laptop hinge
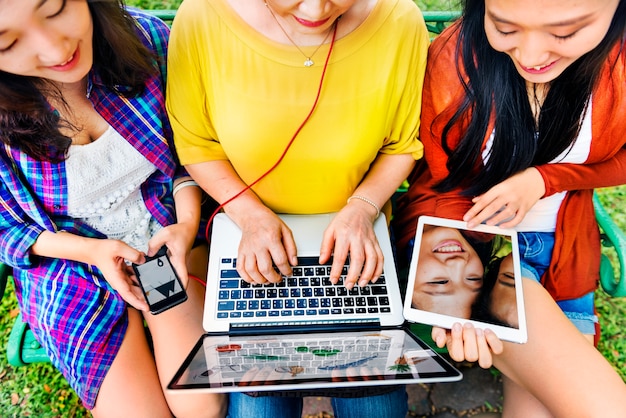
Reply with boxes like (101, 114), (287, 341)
(228, 319), (382, 336)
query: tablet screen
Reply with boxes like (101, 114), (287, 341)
(403, 216), (527, 343)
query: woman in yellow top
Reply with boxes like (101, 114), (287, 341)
(167, 0), (427, 416)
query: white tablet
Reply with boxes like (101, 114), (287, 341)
(403, 216), (527, 343)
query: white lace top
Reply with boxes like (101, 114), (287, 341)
(65, 125), (162, 252)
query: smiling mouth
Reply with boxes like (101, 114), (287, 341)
(530, 64), (550, 71)
(433, 243), (464, 253)
(57, 53), (76, 67)
(522, 60), (556, 73)
(294, 16), (330, 27)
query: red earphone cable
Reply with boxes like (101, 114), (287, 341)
(204, 22), (339, 240)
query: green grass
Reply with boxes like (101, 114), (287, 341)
(1, 0), (624, 416)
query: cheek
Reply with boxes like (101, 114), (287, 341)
(484, 29), (510, 54)
(562, 35), (604, 60)
(0, 55), (32, 77)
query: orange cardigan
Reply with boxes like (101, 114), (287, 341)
(394, 23), (626, 301)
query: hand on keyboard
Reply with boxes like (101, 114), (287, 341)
(235, 210), (298, 285)
(320, 205), (384, 289)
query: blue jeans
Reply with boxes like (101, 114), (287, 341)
(519, 231), (597, 334)
(227, 386), (408, 418)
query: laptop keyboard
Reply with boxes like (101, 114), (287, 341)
(217, 256), (392, 319)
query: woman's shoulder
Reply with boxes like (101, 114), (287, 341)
(126, 7), (169, 29)
(124, 7), (170, 65)
(428, 21), (461, 64)
(126, 7), (170, 45)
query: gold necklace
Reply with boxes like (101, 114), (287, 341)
(265, 1), (336, 67)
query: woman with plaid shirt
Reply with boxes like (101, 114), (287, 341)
(0, 1), (225, 416)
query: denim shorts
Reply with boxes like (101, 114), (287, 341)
(519, 231), (598, 335)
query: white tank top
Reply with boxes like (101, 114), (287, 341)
(65, 125), (162, 252)
(482, 101), (592, 232)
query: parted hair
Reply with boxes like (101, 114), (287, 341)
(0, 0), (156, 162)
(435, 0), (626, 196)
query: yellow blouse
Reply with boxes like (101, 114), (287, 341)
(167, 0), (428, 214)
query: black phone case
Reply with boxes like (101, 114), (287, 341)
(132, 245), (188, 314)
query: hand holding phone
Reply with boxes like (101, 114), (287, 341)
(132, 245), (188, 314)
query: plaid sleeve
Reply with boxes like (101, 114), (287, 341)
(0, 165), (45, 268)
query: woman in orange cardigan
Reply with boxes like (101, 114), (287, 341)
(394, 0), (626, 416)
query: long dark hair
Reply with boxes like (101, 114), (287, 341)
(436, 0), (626, 196)
(0, 0), (156, 162)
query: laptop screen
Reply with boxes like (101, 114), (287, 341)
(167, 328), (461, 393)
(403, 216), (527, 344)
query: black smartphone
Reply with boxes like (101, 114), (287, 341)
(132, 245), (188, 314)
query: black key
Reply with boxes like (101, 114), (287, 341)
(371, 286), (388, 295)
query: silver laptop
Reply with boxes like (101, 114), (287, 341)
(167, 213), (462, 393)
(403, 216), (528, 343)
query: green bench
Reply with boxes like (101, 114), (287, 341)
(2, 8), (625, 368)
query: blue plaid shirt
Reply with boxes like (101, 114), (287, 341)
(0, 10), (185, 407)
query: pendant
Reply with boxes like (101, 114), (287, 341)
(304, 58), (314, 67)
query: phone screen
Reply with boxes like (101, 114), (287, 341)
(133, 252), (188, 314)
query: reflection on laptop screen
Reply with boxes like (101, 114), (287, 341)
(168, 329), (461, 393)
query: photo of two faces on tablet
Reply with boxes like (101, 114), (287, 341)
(404, 216), (527, 344)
